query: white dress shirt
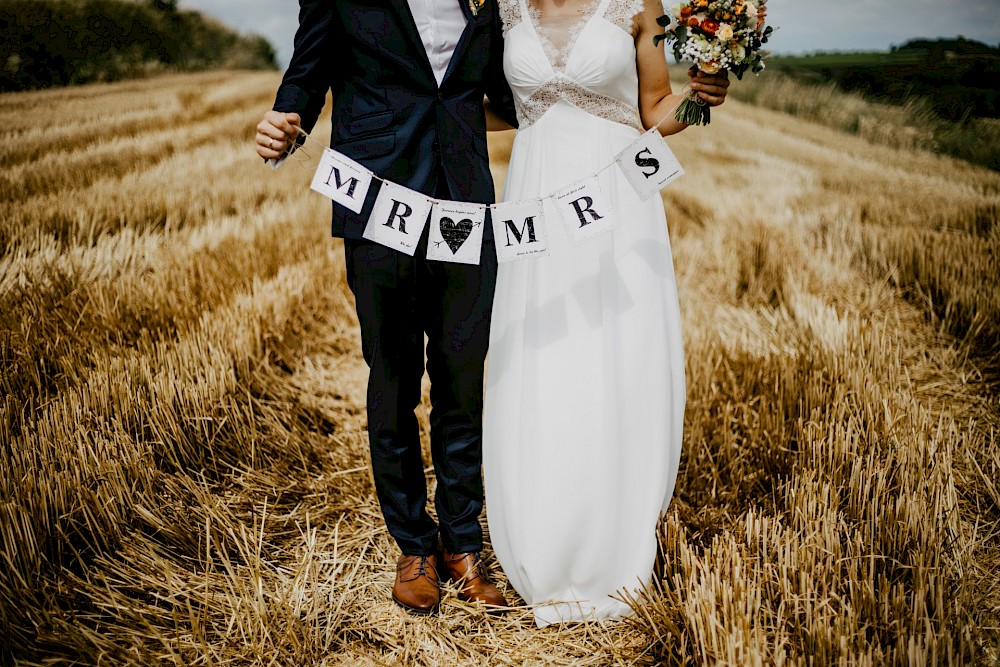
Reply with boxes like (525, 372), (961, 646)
(407, 0), (468, 86)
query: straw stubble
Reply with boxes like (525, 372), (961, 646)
(0, 70), (997, 665)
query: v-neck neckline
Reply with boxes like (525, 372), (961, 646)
(524, 0), (604, 73)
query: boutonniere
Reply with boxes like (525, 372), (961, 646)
(468, 0), (487, 16)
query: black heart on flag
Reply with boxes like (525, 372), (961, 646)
(439, 216), (474, 253)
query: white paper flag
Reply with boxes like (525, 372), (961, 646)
(426, 201), (487, 265)
(491, 200), (549, 263)
(310, 149), (374, 214)
(553, 176), (618, 244)
(615, 129), (684, 201)
(363, 181), (433, 256)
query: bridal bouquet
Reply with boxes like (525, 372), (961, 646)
(655, 0), (773, 125)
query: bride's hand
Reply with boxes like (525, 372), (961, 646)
(689, 68), (731, 107)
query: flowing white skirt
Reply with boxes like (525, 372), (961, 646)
(483, 102), (686, 627)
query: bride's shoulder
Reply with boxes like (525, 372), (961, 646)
(604, 0), (659, 36)
(496, 0), (522, 36)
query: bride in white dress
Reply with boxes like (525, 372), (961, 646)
(482, 0), (729, 626)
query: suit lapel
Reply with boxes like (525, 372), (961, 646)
(390, 0), (437, 85)
(441, 0), (476, 85)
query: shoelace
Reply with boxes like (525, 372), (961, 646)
(401, 556), (437, 582)
(449, 553), (490, 584)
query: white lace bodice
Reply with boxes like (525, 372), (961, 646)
(499, 0), (647, 132)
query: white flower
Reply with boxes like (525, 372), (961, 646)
(681, 33), (727, 73)
(717, 23), (734, 42)
(745, 3), (758, 20)
(671, 4), (682, 19)
(729, 43), (746, 61)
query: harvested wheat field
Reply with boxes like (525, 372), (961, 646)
(1, 69), (999, 665)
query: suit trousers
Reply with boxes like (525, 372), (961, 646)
(343, 179), (498, 556)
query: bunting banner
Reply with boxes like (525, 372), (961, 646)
(553, 176), (618, 245)
(363, 180), (434, 255)
(311, 129), (684, 265)
(427, 200), (487, 265)
(616, 128), (685, 200)
(491, 199), (549, 263)
(311, 148), (372, 214)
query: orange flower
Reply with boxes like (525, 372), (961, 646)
(680, 5), (693, 19)
(700, 18), (719, 35)
(687, 15), (700, 27)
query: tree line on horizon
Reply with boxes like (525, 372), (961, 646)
(0, 0), (277, 92)
(771, 37), (1000, 123)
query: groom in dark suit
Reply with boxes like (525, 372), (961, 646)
(255, 0), (517, 614)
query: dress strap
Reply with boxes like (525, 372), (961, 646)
(499, 0), (525, 36)
(600, 0), (646, 35)
(594, 0), (616, 17)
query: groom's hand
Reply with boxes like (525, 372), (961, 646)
(689, 67), (730, 107)
(256, 111), (302, 160)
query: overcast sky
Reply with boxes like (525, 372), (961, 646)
(180, 0), (1000, 69)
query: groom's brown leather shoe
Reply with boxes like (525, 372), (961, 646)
(441, 549), (508, 610)
(392, 554), (440, 614)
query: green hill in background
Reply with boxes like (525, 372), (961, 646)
(769, 38), (1000, 123)
(0, 0), (277, 91)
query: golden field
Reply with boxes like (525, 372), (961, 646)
(1, 70), (998, 665)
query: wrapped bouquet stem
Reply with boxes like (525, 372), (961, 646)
(655, 0), (774, 126)
(676, 75), (712, 126)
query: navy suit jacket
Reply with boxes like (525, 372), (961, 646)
(273, 0), (518, 240)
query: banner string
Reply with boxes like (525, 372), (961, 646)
(279, 81), (694, 209)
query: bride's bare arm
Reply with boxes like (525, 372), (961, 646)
(634, 0), (730, 136)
